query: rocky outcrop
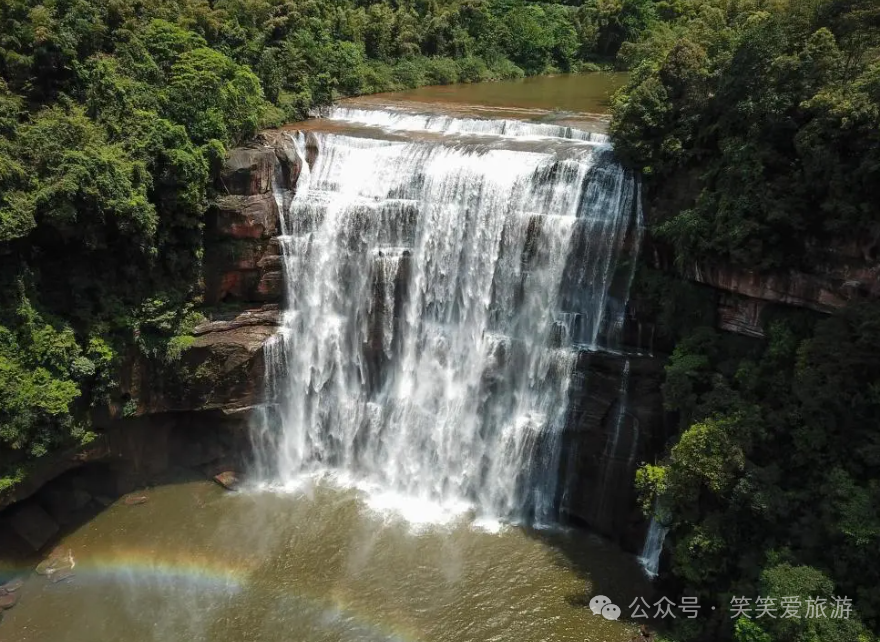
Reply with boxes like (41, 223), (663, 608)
(204, 135), (302, 306)
(0, 305), (279, 534)
(689, 263), (878, 314)
(214, 193), (279, 239)
(218, 147), (278, 196)
(119, 306), (280, 417)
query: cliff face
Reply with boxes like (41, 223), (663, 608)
(203, 141), (299, 306)
(0, 139), (292, 535)
(560, 352), (668, 552)
(686, 260), (879, 337)
(8, 127), (870, 555)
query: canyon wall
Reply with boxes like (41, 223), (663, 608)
(3, 128), (875, 556)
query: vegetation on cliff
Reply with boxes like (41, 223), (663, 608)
(0, 0), (658, 484)
(613, 2), (880, 641)
(634, 282), (880, 642)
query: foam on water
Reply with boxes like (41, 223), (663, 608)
(325, 107), (610, 144)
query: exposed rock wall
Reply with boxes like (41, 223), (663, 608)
(118, 307), (280, 418)
(0, 130), (673, 558)
(204, 139), (300, 306)
(560, 352), (667, 552)
(652, 250), (880, 339)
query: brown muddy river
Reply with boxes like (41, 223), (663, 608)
(1, 480), (652, 642)
(355, 73), (628, 120)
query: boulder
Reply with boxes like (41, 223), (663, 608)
(218, 147), (276, 195)
(36, 548), (75, 577)
(8, 503), (59, 551)
(49, 568), (75, 583)
(1, 578), (23, 593)
(122, 494), (148, 506)
(0, 592), (17, 609)
(213, 471), (240, 491)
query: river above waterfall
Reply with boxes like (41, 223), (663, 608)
(348, 72), (628, 122)
(1, 478), (652, 642)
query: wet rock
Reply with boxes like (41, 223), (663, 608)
(8, 503), (59, 551)
(36, 548), (75, 577)
(213, 471), (240, 491)
(49, 568), (75, 583)
(0, 592), (18, 609)
(1, 578), (23, 593)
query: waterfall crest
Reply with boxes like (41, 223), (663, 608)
(325, 106), (610, 142)
(254, 110), (642, 526)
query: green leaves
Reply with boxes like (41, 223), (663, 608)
(165, 47), (264, 144)
(644, 299), (880, 638)
(671, 416), (747, 496)
(0, 293), (92, 457)
(611, 3), (880, 271)
(17, 105), (157, 251)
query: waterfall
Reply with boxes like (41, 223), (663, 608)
(255, 109), (642, 526)
(638, 503), (668, 578)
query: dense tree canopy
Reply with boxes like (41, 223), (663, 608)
(611, 0), (880, 271)
(615, 4), (880, 641)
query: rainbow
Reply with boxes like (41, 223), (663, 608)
(78, 547), (251, 590)
(0, 546), (420, 642)
(2, 547), (248, 589)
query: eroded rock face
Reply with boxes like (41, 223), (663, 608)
(688, 263), (874, 313)
(219, 147), (277, 195)
(204, 135), (302, 306)
(120, 306), (280, 417)
(718, 294), (767, 338)
(560, 352), (667, 553)
(214, 193), (279, 240)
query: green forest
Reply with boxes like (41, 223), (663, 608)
(0, 1), (878, 641)
(612, 2), (880, 641)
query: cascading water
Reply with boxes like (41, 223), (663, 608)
(254, 107), (642, 526)
(639, 503), (669, 578)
